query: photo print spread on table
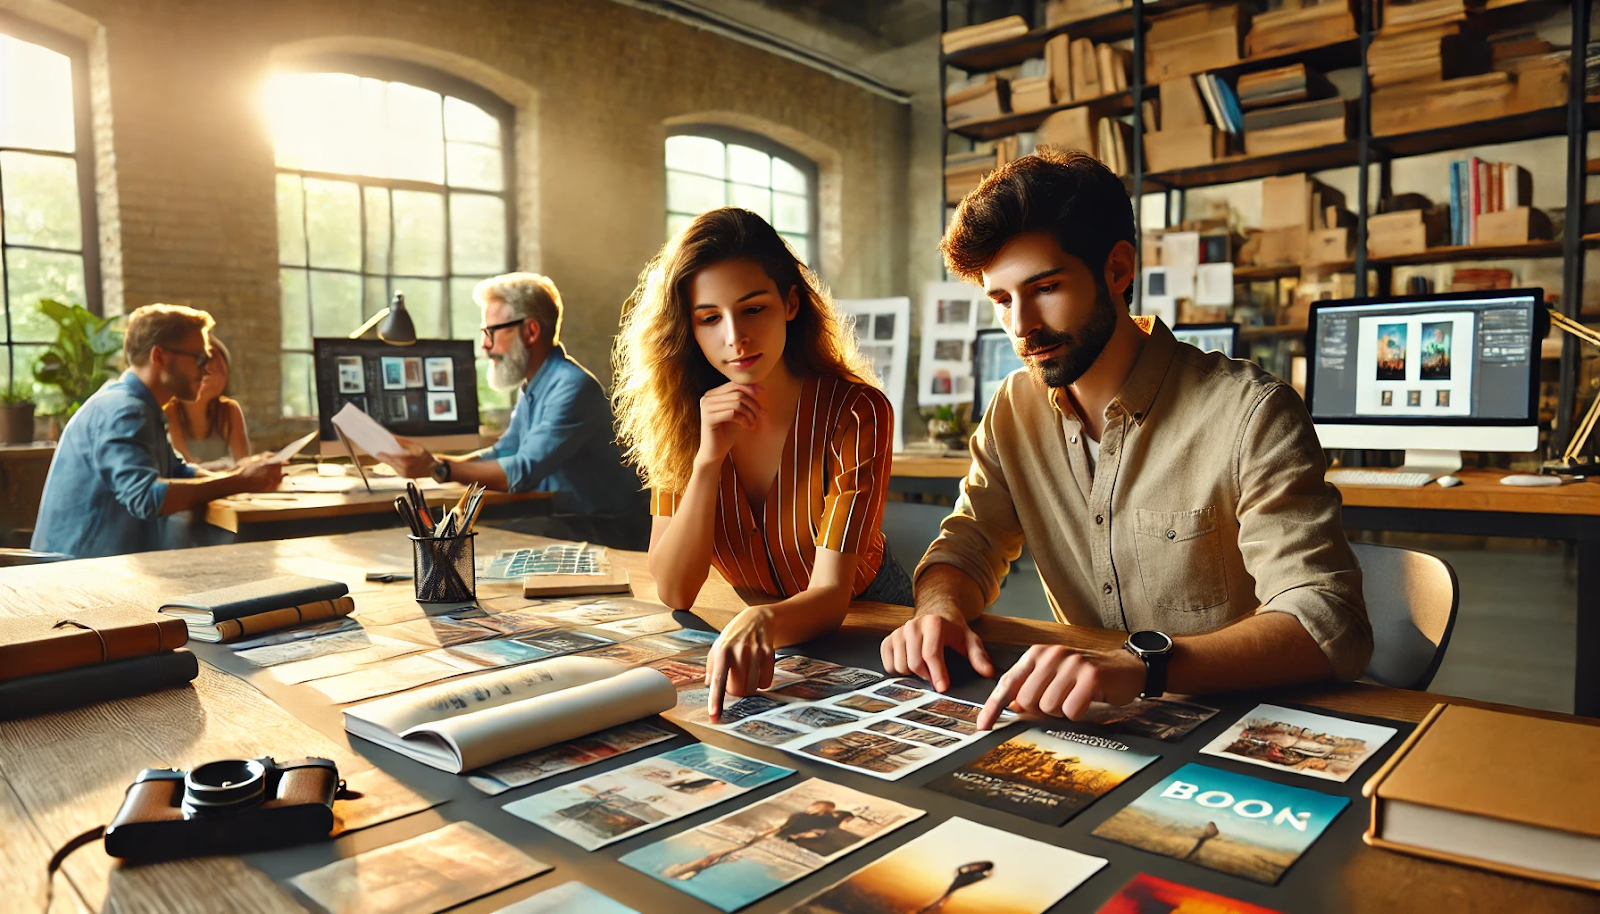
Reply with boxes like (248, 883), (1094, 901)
(791, 816), (1107, 914)
(491, 881), (639, 914)
(620, 777), (923, 912)
(1094, 873), (1286, 914)
(1071, 696), (1221, 741)
(927, 726), (1159, 825)
(1091, 762), (1349, 885)
(502, 743), (793, 850)
(467, 720), (679, 795)
(1198, 703), (1397, 783)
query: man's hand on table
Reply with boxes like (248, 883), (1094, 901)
(233, 454), (284, 492)
(706, 605), (776, 721)
(974, 644), (1146, 731)
(377, 436), (440, 479)
(879, 608), (994, 694)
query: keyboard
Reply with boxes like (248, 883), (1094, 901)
(1326, 469), (1434, 488)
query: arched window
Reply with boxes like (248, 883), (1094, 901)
(0, 16), (99, 400)
(665, 128), (816, 266)
(264, 58), (514, 418)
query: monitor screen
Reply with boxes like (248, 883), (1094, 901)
(973, 329), (1025, 421)
(1172, 323), (1239, 357)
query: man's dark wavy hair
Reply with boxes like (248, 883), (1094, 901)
(940, 147), (1136, 305)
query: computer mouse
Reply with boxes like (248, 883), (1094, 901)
(1437, 475), (1462, 487)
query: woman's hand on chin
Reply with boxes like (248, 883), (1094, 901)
(696, 381), (765, 467)
(705, 605), (776, 720)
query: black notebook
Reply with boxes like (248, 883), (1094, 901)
(159, 576), (350, 624)
(0, 650), (199, 720)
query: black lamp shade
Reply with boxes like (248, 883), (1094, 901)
(379, 292), (417, 345)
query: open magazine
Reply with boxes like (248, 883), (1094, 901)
(343, 656), (676, 773)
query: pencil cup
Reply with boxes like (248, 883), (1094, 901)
(410, 533), (476, 603)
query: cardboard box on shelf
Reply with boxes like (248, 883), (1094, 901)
(1046, 0), (1132, 27)
(1161, 78), (1211, 128)
(1037, 106), (1099, 156)
(1307, 228), (1353, 263)
(1475, 206), (1553, 244)
(1367, 207), (1448, 257)
(1246, 0), (1357, 58)
(1248, 226), (1309, 265)
(946, 77), (1010, 124)
(1010, 75), (1054, 113)
(1147, 28), (1243, 83)
(1245, 112), (1348, 156)
(1143, 123), (1224, 172)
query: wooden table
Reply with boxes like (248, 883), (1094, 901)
(205, 485), (553, 541)
(3, 530), (1598, 913)
(888, 453), (967, 498)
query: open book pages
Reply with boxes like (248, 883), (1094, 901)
(342, 656), (677, 773)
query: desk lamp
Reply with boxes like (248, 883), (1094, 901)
(1544, 307), (1600, 477)
(349, 291), (417, 345)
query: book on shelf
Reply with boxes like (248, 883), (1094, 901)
(1237, 63), (1335, 109)
(1146, 2), (1247, 82)
(1195, 73), (1244, 134)
(1010, 74), (1054, 113)
(1160, 77), (1210, 128)
(1362, 703), (1600, 891)
(343, 656), (677, 773)
(1489, 30), (1555, 66)
(941, 15), (1030, 55)
(1097, 117), (1133, 176)
(945, 75), (1009, 124)
(1038, 106), (1099, 157)
(1241, 94), (1346, 132)
(1095, 44), (1131, 93)
(1046, 34), (1073, 103)
(1070, 37), (1102, 100)
(1246, 0), (1357, 57)
(1380, 0), (1469, 31)
(1045, 0), (1132, 28)
(1368, 23), (1490, 88)
(1449, 157), (1533, 245)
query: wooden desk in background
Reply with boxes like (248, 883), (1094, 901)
(3, 529), (1598, 913)
(205, 485), (553, 541)
(888, 453), (967, 498)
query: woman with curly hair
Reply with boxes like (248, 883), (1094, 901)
(613, 207), (911, 718)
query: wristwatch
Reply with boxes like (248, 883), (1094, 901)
(431, 460), (452, 483)
(1123, 630), (1173, 699)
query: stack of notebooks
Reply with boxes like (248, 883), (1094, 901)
(0, 616), (198, 719)
(1245, 0), (1358, 58)
(1145, 2), (1246, 84)
(1237, 64), (1346, 156)
(944, 74), (1008, 125)
(940, 15), (1030, 56)
(1044, 35), (1131, 105)
(1448, 157), (1540, 246)
(158, 575), (353, 642)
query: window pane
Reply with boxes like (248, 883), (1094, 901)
(391, 190), (446, 276)
(0, 252), (7, 342)
(0, 34), (75, 152)
(303, 178), (361, 271)
(446, 141), (503, 191)
(365, 276), (390, 320)
(780, 233), (810, 262)
(11, 345), (47, 408)
(266, 72), (369, 175)
(665, 136), (724, 178)
(728, 145), (770, 187)
(1, 152), (82, 250)
(729, 183), (771, 221)
(384, 82), (444, 183)
(666, 170), (725, 216)
(772, 157), (807, 194)
(451, 277), (486, 341)
(281, 352), (314, 418)
(395, 279), (444, 339)
(5, 248), (85, 342)
(773, 191), (808, 233)
(309, 270), (361, 337)
(666, 212), (695, 240)
(276, 174), (306, 266)
(444, 97), (500, 145)
(450, 193), (507, 275)
(364, 186), (390, 274)
(280, 267), (311, 349)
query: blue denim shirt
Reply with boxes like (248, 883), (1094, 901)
(479, 346), (645, 516)
(32, 371), (198, 558)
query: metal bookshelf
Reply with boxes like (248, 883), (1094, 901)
(940, 0), (1596, 456)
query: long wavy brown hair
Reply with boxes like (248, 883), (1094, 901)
(613, 207), (876, 493)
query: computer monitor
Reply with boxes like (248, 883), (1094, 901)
(1304, 288), (1545, 476)
(1172, 322), (1241, 357)
(973, 328), (1025, 421)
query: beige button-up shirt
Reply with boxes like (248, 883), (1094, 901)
(916, 317), (1373, 680)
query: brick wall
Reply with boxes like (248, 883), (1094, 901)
(15, 0), (910, 444)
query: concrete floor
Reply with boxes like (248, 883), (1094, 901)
(882, 502), (1579, 714)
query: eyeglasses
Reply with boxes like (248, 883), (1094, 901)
(161, 346), (212, 372)
(480, 317), (527, 346)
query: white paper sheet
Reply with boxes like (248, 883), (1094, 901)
(331, 402), (402, 458)
(1161, 231), (1199, 299)
(268, 430), (318, 464)
(1195, 262), (1235, 306)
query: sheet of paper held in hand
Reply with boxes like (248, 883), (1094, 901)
(330, 401), (402, 458)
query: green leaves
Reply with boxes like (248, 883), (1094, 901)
(30, 299), (123, 418)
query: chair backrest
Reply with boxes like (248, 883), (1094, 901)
(1353, 542), (1459, 691)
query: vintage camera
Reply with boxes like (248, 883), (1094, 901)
(103, 756), (340, 860)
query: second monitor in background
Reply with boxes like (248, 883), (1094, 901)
(1172, 322), (1241, 357)
(313, 338), (482, 457)
(973, 328), (1025, 421)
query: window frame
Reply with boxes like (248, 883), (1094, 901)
(665, 125), (819, 267)
(0, 11), (102, 385)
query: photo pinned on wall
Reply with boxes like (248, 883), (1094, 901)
(428, 391), (458, 422)
(1380, 390), (1393, 407)
(403, 357), (425, 388)
(919, 282), (982, 408)
(384, 393), (408, 423)
(1407, 390), (1421, 407)
(1375, 324), (1407, 381)
(1436, 390), (1450, 407)
(426, 357), (455, 391)
(1420, 321), (1452, 380)
(933, 340), (966, 361)
(405, 391), (426, 421)
(336, 356), (366, 394)
(381, 357), (406, 390)
(872, 313), (895, 340)
(836, 297), (910, 453)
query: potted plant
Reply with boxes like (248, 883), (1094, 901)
(0, 382), (34, 445)
(32, 299), (123, 421)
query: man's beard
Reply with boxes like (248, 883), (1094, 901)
(488, 332), (531, 390)
(1016, 280), (1118, 389)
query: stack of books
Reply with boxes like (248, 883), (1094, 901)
(1043, 35), (1131, 105)
(1143, 77), (1227, 172)
(1236, 63), (1336, 109)
(1247, 173), (1351, 265)
(1449, 157), (1545, 246)
(1451, 267), (1515, 290)
(945, 74), (1009, 125)
(1245, 0), (1358, 58)
(0, 616), (199, 719)
(1145, 2), (1247, 83)
(945, 135), (1033, 203)
(940, 16), (1030, 56)
(1044, 0), (1132, 28)
(1038, 104), (1128, 175)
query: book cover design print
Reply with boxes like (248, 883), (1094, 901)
(1091, 763), (1348, 885)
(1199, 703), (1397, 783)
(927, 727), (1159, 825)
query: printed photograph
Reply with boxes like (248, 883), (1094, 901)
(584, 642), (676, 665)
(542, 601), (665, 626)
(381, 356), (406, 390)
(929, 368), (953, 396)
(426, 356), (455, 390)
(791, 817), (1106, 914)
(1420, 321), (1453, 380)
(873, 313), (895, 340)
(646, 659), (708, 688)
(927, 727), (1158, 825)
(466, 722), (677, 795)
(889, 678), (931, 691)
(496, 881), (638, 914)
(865, 719), (959, 748)
(404, 391), (425, 421)
(619, 778), (922, 913)
(1375, 324), (1407, 381)
(776, 655), (842, 677)
(1199, 703), (1397, 783)
(776, 705), (863, 730)
(336, 355), (365, 393)
(1407, 390), (1422, 407)
(513, 630), (614, 659)
(384, 393), (408, 423)
(732, 719), (807, 745)
(440, 639), (549, 669)
(937, 299), (972, 325)
(502, 744), (792, 850)
(1090, 763), (1349, 885)
(403, 356), (425, 388)
(673, 690), (784, 726)
(1145, 267), (1168, 298)
(898, 708), (977, 736)
(1380, 390), (1393, 407)
(428, 391), (458, 422)
(663, 629), (718, 647)
(800, 730), (931, 775)
(873, 685), (925, 702)
(1095, 873), (1285, 914)
(1436, 389), (1450, 407)
(917, 697), (985, 724)
(933, 339), (966, 361)
(1072, 696), (1220, 741)
(773, 667), (885, 701)
(835, 694), (897, 714)
(595, 613), (684, 638)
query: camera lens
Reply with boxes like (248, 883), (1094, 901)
(183, 759), (267, 815)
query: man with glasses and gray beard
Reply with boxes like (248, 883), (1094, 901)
(378, 272), (649, 549)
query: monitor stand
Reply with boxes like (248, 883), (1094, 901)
(1397, 449), (1463, 479)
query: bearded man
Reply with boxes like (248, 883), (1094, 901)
(880, 150), (1372, 728)
(379, 272), (648, 548)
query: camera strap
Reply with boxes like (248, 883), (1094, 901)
(42, 824), (105, 911)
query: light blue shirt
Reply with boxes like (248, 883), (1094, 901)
(479, 346), (646, 516)
(32, 371), (199, 558)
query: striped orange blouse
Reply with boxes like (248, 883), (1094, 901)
(651, 374), (892, 598)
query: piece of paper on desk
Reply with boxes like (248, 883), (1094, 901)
(1195, 262), (1235, 306)
(331, 402), (402, 458)
(281, 473), (438, 494)
(268, 430), (318, 464)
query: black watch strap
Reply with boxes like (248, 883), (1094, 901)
(1139, 650), (1167, 699)
(1124, 631), (1171, 700)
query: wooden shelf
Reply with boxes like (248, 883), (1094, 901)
(1372, 240), (1565, 266)
(1240, 323), (1307, 340)
(1212, 35), (1362, 80)
(1138, 141), (1358, 190)
(940, 0), (1218, 74)
(948, 92), (1133, 141)
(1588, 159), (1600, 175)
(1371, 105), (1596, 160)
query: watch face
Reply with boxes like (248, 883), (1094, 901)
(1128, 630), (1172, 653)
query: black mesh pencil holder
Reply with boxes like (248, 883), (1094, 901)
(410, 533), (476, 603)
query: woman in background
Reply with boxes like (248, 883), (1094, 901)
(165, 336), (249, 470)
(613, 207), (910, 719)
